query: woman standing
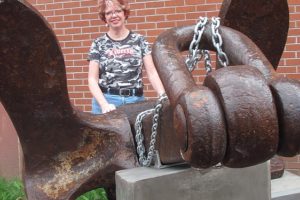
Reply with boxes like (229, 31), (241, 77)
(88, 0), (165, 114)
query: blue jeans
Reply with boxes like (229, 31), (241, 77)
(92, 94), (145, 114)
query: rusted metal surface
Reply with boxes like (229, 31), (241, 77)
(219, 0), (289, 69)
(204, 65), (278, 167)
(1, 0), (300, 199)
(0, 1), (139, 199)
(149, 25), (228, 169)
(270, 77), (300, 156)
(153, 24), (277, 100)
(0, 1), (185, 199)
(119, 101), (184, 165)
(153, 24), (279, 168)
(175, 86), (226, 168)
(153, 22), (300, 167)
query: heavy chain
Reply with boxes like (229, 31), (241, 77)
(134, 93), (168, 167)
(202, 49), (213, 73)
(186, 17), (229, 73)
(186, 17), (208, 72)
(211, 17), (229, 68)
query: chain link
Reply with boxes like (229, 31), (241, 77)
(202, 49), (212, 73)
(186, 17), (229, 73)
(134, 93), (168, 167)
(211, 17), (229, 68)
(134, 17), (228, 167)
(186, 17), (208, 72)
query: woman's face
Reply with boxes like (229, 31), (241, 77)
(104, 1), (126, 29)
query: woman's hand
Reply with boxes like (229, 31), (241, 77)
(101, 103), (116, 113)
(88, 61), (115, 114)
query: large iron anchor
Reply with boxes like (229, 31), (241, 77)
(0, 0), (299, 199)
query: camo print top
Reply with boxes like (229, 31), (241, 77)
(87, 31), (151, 89)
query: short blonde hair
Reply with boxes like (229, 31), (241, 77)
(98, 0), (130, 22)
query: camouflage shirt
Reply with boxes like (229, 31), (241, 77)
(87, 31), (151, 89)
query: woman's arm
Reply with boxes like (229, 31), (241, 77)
(88, 60), (116, 113)
(143, 54), (165, 96)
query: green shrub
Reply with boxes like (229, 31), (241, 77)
(0, 177), (108, 200)
(76, 188), (108, 200)
(0, 178), (26, 200)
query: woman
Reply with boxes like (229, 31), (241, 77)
(88, 0), (165, 114)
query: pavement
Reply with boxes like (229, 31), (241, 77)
(271, 170), (300, 200)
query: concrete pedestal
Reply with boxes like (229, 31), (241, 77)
(116, 162), (270, 200)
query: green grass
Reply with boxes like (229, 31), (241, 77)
(76, 188), (108, 200)
(0, 177), (108, 200)
(0, 178), (26, 200)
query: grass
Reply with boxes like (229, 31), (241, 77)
(0, 178), (26, 200)
(0, 177), (108, 200)
(76, 188), (108, 200)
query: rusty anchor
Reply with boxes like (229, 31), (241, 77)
(0, 0), (300, 199)
(153, 24), (279, 168)
(219, 0), (289, 69)
(219, 1), (300, 158)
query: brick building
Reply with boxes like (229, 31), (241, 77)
(0, 0), (300, 177)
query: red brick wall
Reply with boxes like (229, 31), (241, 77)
(23, 0), (300, 174)
(25, 0), (300, 109)
(26, 0), (225, 111)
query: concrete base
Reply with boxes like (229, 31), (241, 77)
(271, 171), (300, 200)
(116, 162), (270, 200)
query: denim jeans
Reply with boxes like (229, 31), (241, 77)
(92, 93), (145, 114)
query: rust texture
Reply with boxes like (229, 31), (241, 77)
(153, 21), (300, 167)
(219, 0), (289, 69)
(270, 77), (300, 156)
(1, 0), (300, 199)
(175, 86), (227, 168)
(204, 65), (278, 167)
(0, 1), (139, 199)
(0, 1), (183, 199)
